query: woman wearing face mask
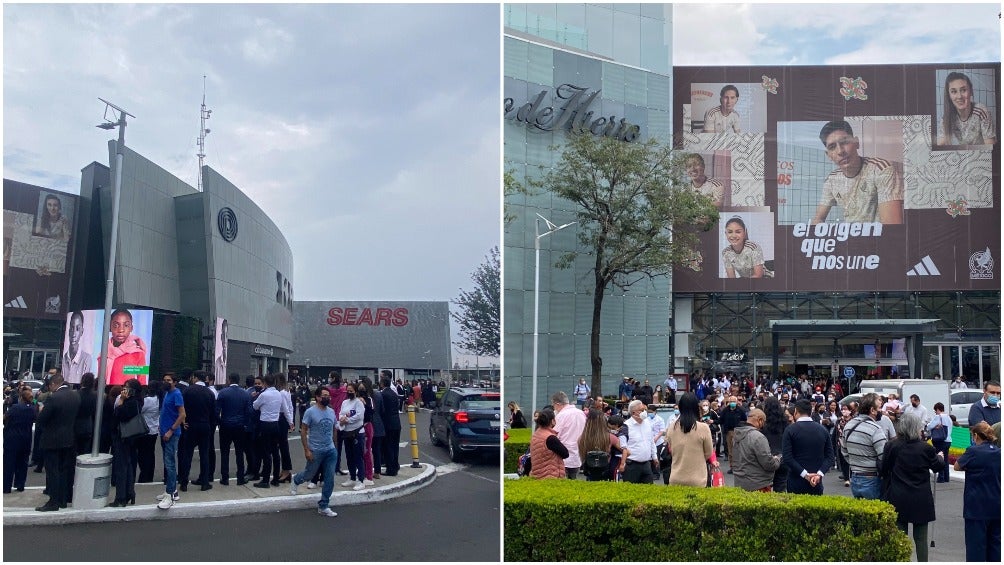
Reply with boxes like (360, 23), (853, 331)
(836, 402), (856, 486)
(337, 383), (366, 490)
(706, 400), (723, 457)
(357, 380), (376, 486)
(954, 422), (1001, 562)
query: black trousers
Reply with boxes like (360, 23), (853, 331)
(218, 424), (247, 481)
(383, 427), (401, 475)
(135, 433), (157, 483)
(111, 436), (137, 502)
(3, 437), (31, 491)
(178, 422), (212, 487)
(256, 420), (281, 482)
(43, 446), (75, 507)
(244, 424), (259, 478)
(622, 460), (654, 484)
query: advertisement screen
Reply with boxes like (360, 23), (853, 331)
(65, 308), (154, 385)
(672, 64), (1000, 292)
(3, 181), (78, 319)
(214, 317), (228, 380)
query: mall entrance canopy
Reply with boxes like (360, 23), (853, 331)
(769, 319), (941, 380)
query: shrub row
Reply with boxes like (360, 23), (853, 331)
(503, 428), (531, 473)
(504, 479), (912, 562)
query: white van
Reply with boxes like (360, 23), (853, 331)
(857, 379), (951, 423)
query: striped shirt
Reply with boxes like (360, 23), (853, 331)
(840, 415), (887, 474)
(943, 103), (996, 145)
(722, 241), (765, 278)
(703, 106), (741, 133)
(693, 177), (725, 206)
(820, 157), (903, 223)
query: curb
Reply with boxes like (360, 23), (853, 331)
(3, 463), (436, 526)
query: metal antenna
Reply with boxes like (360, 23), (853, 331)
(196, 75), (212, 191)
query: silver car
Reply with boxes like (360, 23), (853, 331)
(950, 389), (985, 427)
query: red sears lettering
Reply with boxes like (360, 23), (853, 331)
(326, 307), (410, 326)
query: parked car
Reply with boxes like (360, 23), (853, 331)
(950, 389), (985, 427)
(429, 387), (501, 462)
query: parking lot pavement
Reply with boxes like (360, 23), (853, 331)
(3, 462), (435, 526)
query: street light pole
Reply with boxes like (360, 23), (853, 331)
(531, 213), (575, 420)
(91, 98), (134, 457)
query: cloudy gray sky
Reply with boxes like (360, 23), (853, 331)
(674, 3), (1000, 65)
(4, 3), (500, 365)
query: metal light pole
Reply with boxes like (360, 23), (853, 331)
(91, 98), (134, 457)
(531, 213), (575, 420)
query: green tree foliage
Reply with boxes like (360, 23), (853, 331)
(452, 246), (500, 357)
(504, 166), (531, 226)
(532, 133), (718, 395)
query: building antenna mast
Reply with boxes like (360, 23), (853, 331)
(196, 75), (212, 191)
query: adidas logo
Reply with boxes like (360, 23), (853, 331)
(5, 296), (28, 309)
(907, 255), (941, 277)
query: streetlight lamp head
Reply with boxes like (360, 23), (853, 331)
(96, 122), (116, 130)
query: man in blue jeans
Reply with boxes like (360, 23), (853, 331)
(840, 392), (887, 499)
(157, 373), (186, 509)
(289, 385), (338, 517)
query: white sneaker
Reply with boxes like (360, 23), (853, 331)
(306, 482), (317, 489)
(352, 482), (365, 491)
(156, 491), (180, 501)
(341, 480), (356, 487)
(363, 479), (374, 486)
(317, 507), (338, 517)
(157, 496), (174, 510)
(290, 482), (299, 495)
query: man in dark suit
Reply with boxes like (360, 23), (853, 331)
(178, 370), (217, 491)
(216, 373), (251, 485)
(35, 372), (80, 511)
(379, 372), (402, 476)
(781, 399), (834, 495)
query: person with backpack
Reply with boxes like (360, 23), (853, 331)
(573, 378), (591, 408)
(578, 408), (615, 481)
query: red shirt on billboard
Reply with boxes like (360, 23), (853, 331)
(106, 309), (148, 385)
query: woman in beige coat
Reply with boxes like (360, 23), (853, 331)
(665, 392), (717, 487)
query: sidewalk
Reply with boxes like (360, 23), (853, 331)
(3, 462), (435, 526)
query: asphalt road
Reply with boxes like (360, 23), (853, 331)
(3, 410), (502, 562)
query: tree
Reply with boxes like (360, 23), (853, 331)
(452, 246), (500, 357)
(532, 133), (719, 396)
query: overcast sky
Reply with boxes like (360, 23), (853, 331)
(4, 3), (1000, 367)
(674, 3), (1000, 65)
(3, 3), (500, 365)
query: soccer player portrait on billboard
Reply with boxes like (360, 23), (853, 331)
(936, 69), (997, 148)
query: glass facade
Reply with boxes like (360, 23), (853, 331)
(504, 4), (673, 408)
(678, 291), (1001, 385)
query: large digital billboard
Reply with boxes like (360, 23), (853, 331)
(3, 180), (78, 319)
(63, 308), (153, 385)
(672, 64), (1000, 292)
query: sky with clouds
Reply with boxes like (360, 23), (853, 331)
(674, 3), (1000, 66)
(3, 4), (500, 364)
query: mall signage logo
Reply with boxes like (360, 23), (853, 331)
(504, 84), (641, 142)
(969, 247), (994, 279)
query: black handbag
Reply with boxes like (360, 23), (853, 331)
(930, 419), (948, 442)
(119, 412), (149, 440)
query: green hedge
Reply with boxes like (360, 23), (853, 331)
(504, 479), (911, 562)
(504, 428), (531, 473)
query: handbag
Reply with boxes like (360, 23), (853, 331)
(930, 417), (948, 442)
(710, 467), (725, 487)
(119, 412), (149, 440)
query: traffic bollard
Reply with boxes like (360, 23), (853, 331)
(407, 404), (421, 468)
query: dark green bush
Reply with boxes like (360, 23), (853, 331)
(504, 428), (531, 473)
(504, 479), (911, 562)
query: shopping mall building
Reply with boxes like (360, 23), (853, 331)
(503, 3), (1001, 408)
(4, 142), (452, 382)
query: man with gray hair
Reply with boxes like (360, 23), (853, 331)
(551, 390), (586, 479)
(841, 392), (888, 500)
(618, 400), (658, 484)
(732, 408), (782, 492)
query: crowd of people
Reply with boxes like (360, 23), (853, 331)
(515, 372), (1001, 562)
(2, 367), (415, 518)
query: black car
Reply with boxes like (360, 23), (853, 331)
(428, 387), (501, 462)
